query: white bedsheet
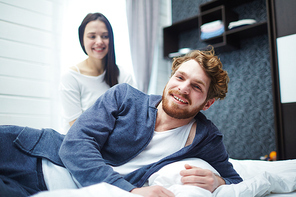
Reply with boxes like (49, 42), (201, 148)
(213, 172), (296, 197)
(32, 182), (141, 197)
(33, 158), (296, 197)
(228, 159), (296, 196)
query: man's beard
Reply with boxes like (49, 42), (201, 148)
(162, 89), (205, 119)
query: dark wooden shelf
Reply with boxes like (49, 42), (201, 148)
(164, 15), (199, 33)
(163, 0), (268, 58)
(200, 0), (254, 12)
(200, 6), (223, 24)
(202, 21), (267, 49)
(201, 34), (225, 45)
(226, 21), (268, 38)
(163, 15), (199, 58)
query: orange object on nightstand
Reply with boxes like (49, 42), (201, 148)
(269, 151), (277, 161)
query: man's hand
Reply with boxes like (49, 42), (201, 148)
(180, 164), (225, 192)
(131, 185), (175, 197)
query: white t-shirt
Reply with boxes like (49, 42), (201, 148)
(112, 120), (195, 176)
(59, 66), (137, 134)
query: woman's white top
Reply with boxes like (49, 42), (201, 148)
(112, 119), (195, 176)
(59, 66), (137, 134)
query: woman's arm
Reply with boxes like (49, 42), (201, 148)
(69, 119), (76, 127)
(59, 71), (83, 128)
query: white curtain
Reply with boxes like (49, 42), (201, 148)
(126, 0), (160, 93)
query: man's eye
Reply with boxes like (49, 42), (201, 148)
(194, 85), (201, 90)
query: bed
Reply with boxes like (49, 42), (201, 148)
(33, 158), (296, 197)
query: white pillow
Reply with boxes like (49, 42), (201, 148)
(148, 158), (220, 188)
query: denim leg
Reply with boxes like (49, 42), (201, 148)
(0, 125), (47, 196)
(0, 175), (29, 197)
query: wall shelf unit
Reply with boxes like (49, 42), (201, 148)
(163, 15), (199, 57)
(163, 0), (268, 58)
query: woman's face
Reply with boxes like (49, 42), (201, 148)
(83, 20), (109, 60)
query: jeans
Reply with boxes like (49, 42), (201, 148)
(0, 125), (47, 197)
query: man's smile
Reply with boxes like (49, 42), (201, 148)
(172, 94), (189, 104)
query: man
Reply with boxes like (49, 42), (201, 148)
(0, 48), (242, 197)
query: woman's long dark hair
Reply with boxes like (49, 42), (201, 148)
(78, 12), (119, 87)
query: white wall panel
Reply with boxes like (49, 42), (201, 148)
(0, 2), (52, 31)
(0, 39), (51, 64)
(0, 95), (50, 115)
(0, 1), (71, 130)
(0, 21), (52, 47)
(0, 76), (50, 98)
(0, 57), (50, 80)
(0, 0), (53, 15)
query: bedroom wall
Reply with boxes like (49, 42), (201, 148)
(171, 0), (276, 159)
(0, 0), (63, 130)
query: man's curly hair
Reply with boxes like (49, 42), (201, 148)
(171, 47), (229, 101)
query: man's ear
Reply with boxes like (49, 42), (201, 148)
(202, 98), (215, 111)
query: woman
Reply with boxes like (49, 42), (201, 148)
(59, 12), (137, 133)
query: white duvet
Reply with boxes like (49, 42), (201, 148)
(33, 158), (296, 197)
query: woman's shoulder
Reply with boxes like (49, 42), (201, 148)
(59, 66), (84, 90)
(61, 61), (89, 79)
(69, 65), (80, 73)
(61, 68), (80, 80)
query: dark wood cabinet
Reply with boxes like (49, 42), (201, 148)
(267, 0), (296, 159)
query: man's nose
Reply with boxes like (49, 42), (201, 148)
(178, 82), (190, 94)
